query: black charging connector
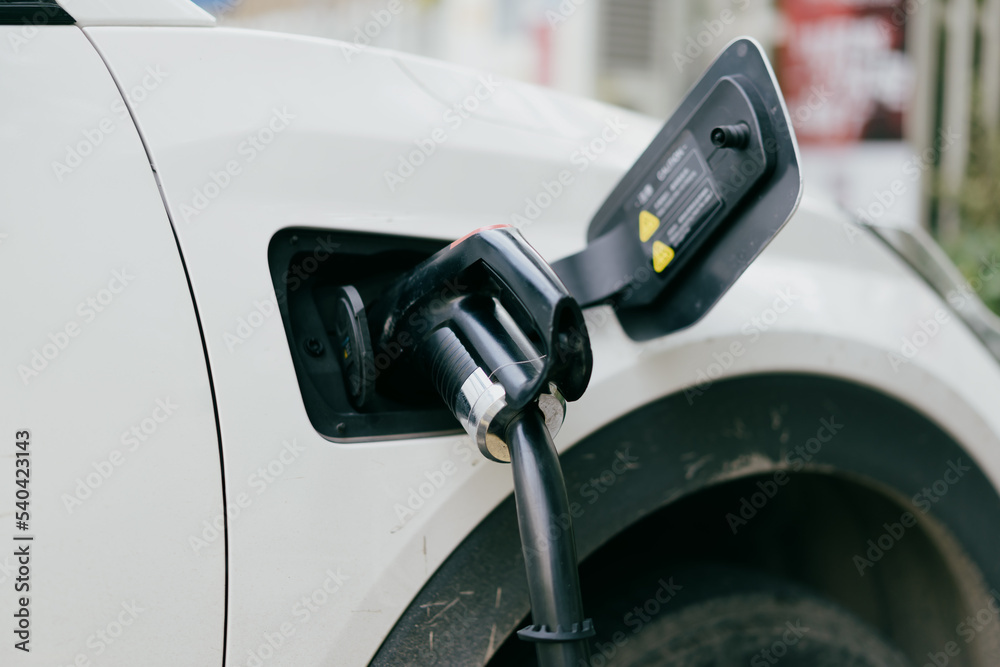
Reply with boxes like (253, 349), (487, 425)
(334, 225), (595, 665)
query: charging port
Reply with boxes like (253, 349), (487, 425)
(267, 227), (460, 442)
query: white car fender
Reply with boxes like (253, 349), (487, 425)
(79, 24), (1000, 666)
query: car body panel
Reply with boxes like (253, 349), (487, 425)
(76, 24), (1000, 666)
(59, 0), (216, 27)
(0, 26), (224, 665)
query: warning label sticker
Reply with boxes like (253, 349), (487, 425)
(628, 130), (722, 256)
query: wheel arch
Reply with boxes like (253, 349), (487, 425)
(370, 373), (1000, 666)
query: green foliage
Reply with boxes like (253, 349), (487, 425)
(940, 229), (1000, 314)
(935, 76), (1000, 314)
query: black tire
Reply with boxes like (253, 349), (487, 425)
(582, 564), (914, 667)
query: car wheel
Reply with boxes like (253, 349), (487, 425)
(586, 564), (914, 667)
(491, 563), (915, 666)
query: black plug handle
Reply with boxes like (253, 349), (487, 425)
(507, 406), (594, 666)
(367, 226), (592, 410)
(356, 226), (596, 665)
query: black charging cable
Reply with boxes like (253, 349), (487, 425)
(506, 406), (594, 666)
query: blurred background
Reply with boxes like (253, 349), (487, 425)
(195, 0), (1000, 311)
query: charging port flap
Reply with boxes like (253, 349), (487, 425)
(552, 38), (802, 341)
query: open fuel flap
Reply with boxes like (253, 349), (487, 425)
(552, 37), (802, 340)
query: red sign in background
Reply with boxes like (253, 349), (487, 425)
(778, 0), (911, 144)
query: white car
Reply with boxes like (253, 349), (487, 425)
(3, 1), (1000, 666)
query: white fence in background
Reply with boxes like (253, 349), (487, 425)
(909, 0), (1000, 232)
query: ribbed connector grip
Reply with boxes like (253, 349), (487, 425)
(426, 327), (479, 413)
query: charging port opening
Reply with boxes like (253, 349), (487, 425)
(267, 227), (461, 442)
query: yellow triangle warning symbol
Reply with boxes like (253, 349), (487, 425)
(638, 211), (660, 242)
(652, 241), (675, 273)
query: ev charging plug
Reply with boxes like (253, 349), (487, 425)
(328, 36), (803, 667)
(334, 225), (596, 665)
